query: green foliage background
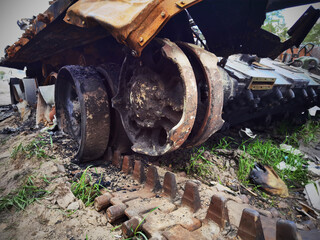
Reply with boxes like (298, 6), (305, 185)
(262, 10), (320, 44)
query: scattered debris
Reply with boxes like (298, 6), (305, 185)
(0, 127), (19, 134)
(304, 180), (320, 211)
(16, 100), (31, 121)
(249, 163), (289, 197)
(307, 161), (320, 177)
(296, 201), (319, 220)
(36, 85), (55, 125)
(239, 183), (258, 197)
(277, 161), (297, 171)
(0, 105), (14, 122)
(280, 144), (304, 156)
(239, 128), (257, 139)
(299, 144), (320, 163)
(308, 106), (320, 117)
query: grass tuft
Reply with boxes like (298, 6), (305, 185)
(186, 147), (213, 178)
(278, 119), (320, 147)
(125, 206), (159, 240)
(212, 136), (234, 151)
(71, 166), (103, 207)
(11, 134), (53, 160)
(0, 176), (50, 211)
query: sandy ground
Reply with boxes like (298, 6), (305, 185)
(0, 86), (121, 240)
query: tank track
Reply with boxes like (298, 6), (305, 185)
(87, 151), (318, 240)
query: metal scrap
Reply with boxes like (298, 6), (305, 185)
(304, 180), (320, 212)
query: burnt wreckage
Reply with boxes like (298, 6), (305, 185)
(1, 0), (320, 161)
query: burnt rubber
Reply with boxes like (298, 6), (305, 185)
(55, 65), (110, 161)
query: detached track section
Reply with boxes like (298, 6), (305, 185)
(94, 153), (311, 240)
(55, 66), (110, 161)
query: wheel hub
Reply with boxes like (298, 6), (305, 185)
(129, 67), (183, 129)
(113, 39), (198, 156)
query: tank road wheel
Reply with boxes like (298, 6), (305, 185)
(112, 39), (198, 156)
(177, 42), (224, 147)
(55, 66), (110, 161)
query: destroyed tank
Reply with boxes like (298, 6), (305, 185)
(1, 0), (320, 161)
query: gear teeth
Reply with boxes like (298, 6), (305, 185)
(237, 208), (265, 240)
(112, 149), (122, 168)
(276, 219), (301, 240)
(206, 195), (229, 228)
(133, 160), (146, 183)
(163, 172), (178, 200)
(146, 166), (161, 192)
(99, 153), (306, 239)
(122, 155), (133, 174)
(181, 181), (201, 212)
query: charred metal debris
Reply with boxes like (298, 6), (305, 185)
(1, 0), (320, 160)
(1, 0), (320, 239)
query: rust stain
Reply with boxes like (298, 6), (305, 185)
(64, 0), (202, 56)
(159, 39), (198, 152)
(178, 42), (224, 147)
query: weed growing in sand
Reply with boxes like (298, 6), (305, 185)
(11, 134), (53, 160)
(238, 139), (308, 186)
(212, 136), (234, 151)
(277, 119), (320, 147)
(71, 166), (104, 207)
(186, 146), (213, 178)
(124, 207), (158, 240)
(290, 120), (320, 145)
(0, 176), (49, 211)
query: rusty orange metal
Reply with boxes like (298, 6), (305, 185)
(37, 13), (54, 24)
(112, 38), (198, 156)
(177, 42), (224, 147)
(159, 39), (198, 153)
(64, 0), (202, 56)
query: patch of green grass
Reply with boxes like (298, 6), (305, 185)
(237, 149), (255, 182)
(212, 136), (234, 151)
(71, 166), (104, 207)
(0, 176), (50, 211)
(186, 146), (213, 178)
(278, 119), (320, 147)
(238, 139), (308, 186)
(296, 120), (320, 144)
(11, 134), (53, 160)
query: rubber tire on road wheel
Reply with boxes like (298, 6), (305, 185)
(55, 65), (110, 161)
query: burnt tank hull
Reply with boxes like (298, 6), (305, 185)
(1, 0), (320, 160)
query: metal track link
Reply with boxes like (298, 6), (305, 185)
(93, 153), (318, 240)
